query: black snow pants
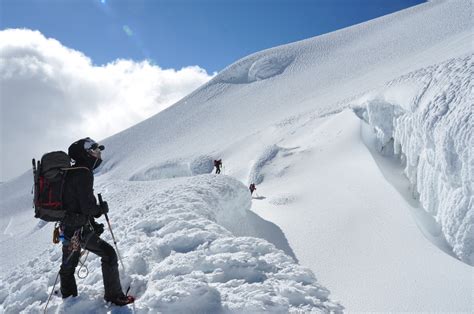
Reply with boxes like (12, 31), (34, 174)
(59, 225), (123, 299)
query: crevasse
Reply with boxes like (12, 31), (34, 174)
(354, 54), (473, 265)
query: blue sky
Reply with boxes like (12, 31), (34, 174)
(1, 0), (424, 72)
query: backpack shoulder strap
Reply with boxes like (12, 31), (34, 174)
(61, 166), (90, 172)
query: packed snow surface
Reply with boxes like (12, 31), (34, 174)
(0, 175), (342, 313)
(1, 0), (473, 312)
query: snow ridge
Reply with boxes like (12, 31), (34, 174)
(0, 175), (343, 313)
(354, 54), (473, 265)
(216, 53), (294, 84)
(129, 155), (215, 181)
(248, 145), (297, 185)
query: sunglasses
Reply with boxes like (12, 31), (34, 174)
(83, 138), (105, 158)
(89, 143), (105, 151)
(84, 139), (105, 151)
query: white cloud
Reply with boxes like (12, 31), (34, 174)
(0, 29), (215, 181)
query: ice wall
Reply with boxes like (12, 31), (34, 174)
(354, 54), (473, 265)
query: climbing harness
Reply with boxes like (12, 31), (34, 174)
(68, 229), (81, 253)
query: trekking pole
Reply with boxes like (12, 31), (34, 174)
(98, 194), (126, 272)
(98, 194), (131, 296)
(44, 248), (77, 314)
(44, 271), (60, 314)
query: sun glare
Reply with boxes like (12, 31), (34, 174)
(123, 25), (134, 37)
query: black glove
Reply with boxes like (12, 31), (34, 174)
(93, 223), (105, 236)
(100, 201), (109, 215)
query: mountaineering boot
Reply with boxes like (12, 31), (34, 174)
(105, 294), (135, 306)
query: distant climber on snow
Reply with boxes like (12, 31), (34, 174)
(58, 138), (134, 306)
(249, 183), (256, 195)
(214, 159), (222, 174)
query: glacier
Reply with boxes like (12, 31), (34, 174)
(353, 55), (473, 265)
(0, 0), (472, 312)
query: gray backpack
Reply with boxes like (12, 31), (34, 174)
(32, 151), (72, 221)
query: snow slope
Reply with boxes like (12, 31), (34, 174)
(1, 0), (473, 312)
(0, 176), (342, 313)
(99, 0), (472, 181)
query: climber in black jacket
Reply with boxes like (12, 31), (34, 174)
(59, 137), (134, 306)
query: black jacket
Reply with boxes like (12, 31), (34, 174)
(62, 166), (102, 228)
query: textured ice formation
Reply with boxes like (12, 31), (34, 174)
(354, 55), (473, 265)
